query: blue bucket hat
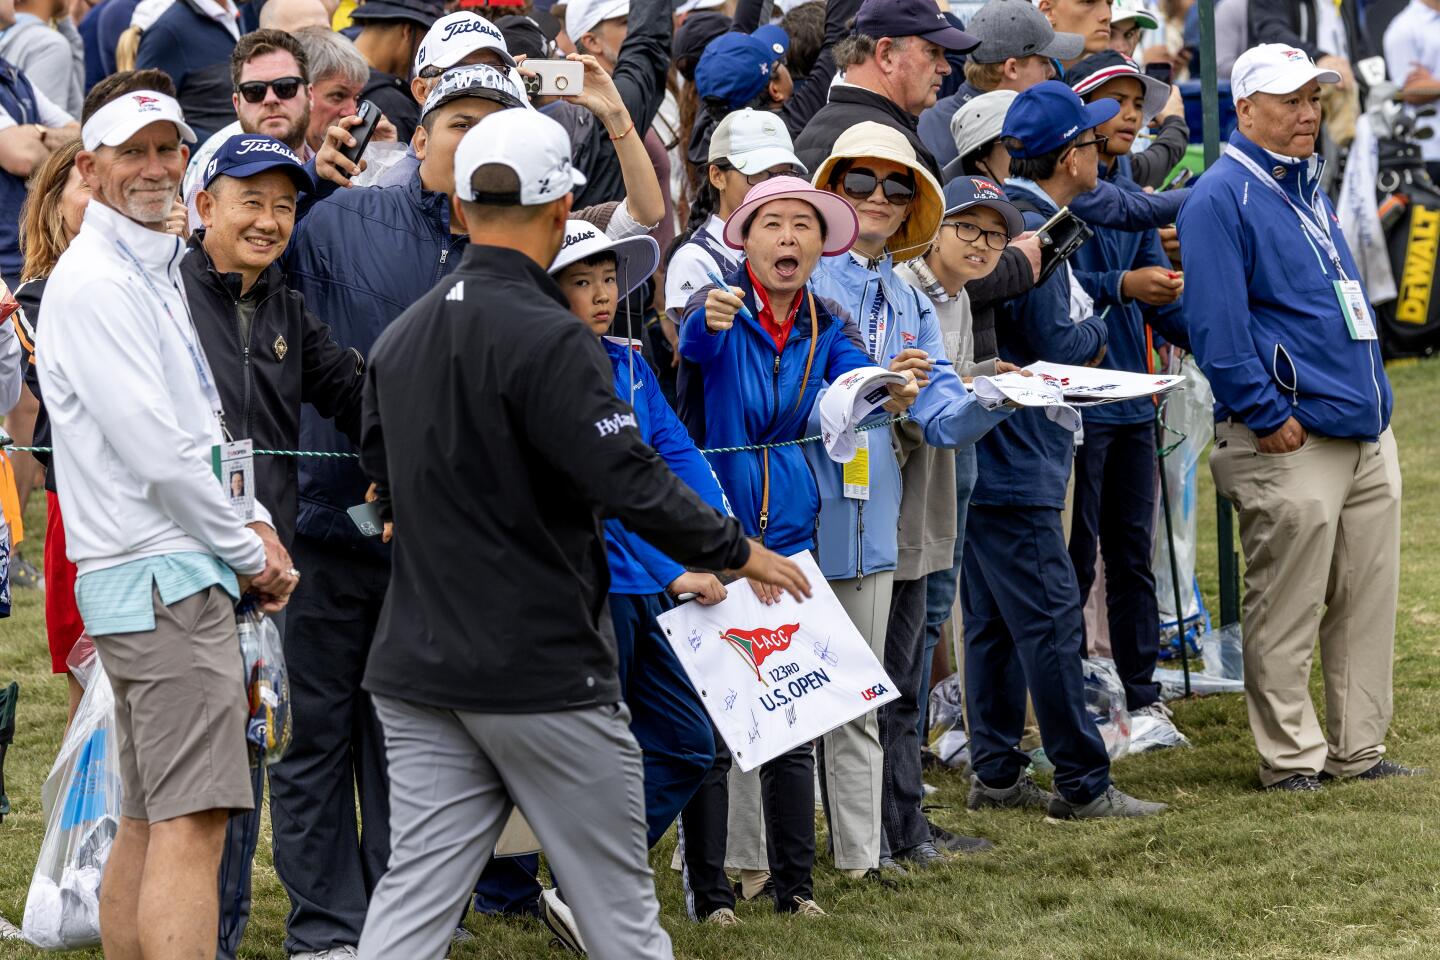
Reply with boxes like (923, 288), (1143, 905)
(694, 26), (790, 110)
(203, 134), (314, 192)
(1000, 79), (1120, 159)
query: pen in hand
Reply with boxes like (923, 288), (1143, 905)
(703, 267), (757, 324)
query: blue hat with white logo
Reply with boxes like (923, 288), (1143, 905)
(1000, 79), (1119, 159)
(942, 175), (1024, 236)
(694, 26), (790, 110)
(203, 134), (314, 192)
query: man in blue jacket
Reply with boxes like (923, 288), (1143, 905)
(135, 0), (240, 141)
(1178, 44), (1409, 793)
(965, 81), (1166, 820)
(274, 63), (526, 960)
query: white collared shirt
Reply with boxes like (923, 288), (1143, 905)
(1384, 0), (1440, 160)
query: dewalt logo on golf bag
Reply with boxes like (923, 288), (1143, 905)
(1397, 205), (1440, 325)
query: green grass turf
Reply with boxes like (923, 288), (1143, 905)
(3, 362), (1440, 959)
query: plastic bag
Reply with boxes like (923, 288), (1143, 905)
(1155, 668), (1245, 699)
(926, 674), (971, 771)
(1128, 712), (1191, 753)
(238, 603), (291, 765)
(22, 644), (119, 949)
(1081, 657), (1131, 759)
(1201, 623), (1245, 681)
(350, 140), (411, 187)
(1153, 359), (1214, 632)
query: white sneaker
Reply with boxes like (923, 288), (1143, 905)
(540, 888), (587, 954)
(290, 948), (359, 960)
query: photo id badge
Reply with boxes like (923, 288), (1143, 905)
(1335, 280), (1377, 340)
(843, 432), (870, 501)
(212, 439), (255, 521)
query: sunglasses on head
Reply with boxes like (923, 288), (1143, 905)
(236, 76), (305, 103)
(838, 166), (915, 206)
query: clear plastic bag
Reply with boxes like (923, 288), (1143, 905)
(926, 673), (971, 771)
(1201, 623), (1245, 681)
(238, 604), (291, 765)
(22, 642), (119, 949)
(1081, 657), (1131, 759)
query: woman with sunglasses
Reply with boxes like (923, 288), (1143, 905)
(675, 175), (917, 923)
(807, 122), (1013, 876)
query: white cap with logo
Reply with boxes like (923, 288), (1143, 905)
(416, 11), (516, 74)
(565, 0), (629, 42)
(454, 108), (587, 204)
(81, 90), (197, 152)
(1230, 43), (1340, 104)
(708, 108), (807, 175)
(549, 218), (660, 295)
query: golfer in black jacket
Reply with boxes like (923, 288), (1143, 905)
(355, 107), (810, 960)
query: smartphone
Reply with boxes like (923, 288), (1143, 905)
(525, 59), (584, 96)
(1036, 206), (1077, 240)
(1163, 168), (1193, 191)
(1144, 61), (1173, 85)
(346, 501), (384, 538)
(339, 100), (380, 167)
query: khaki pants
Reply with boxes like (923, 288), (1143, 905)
(1210, 422), (1401, 786)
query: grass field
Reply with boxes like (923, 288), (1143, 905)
(3, 362), (1440, 959)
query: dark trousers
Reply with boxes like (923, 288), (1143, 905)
(473, 592), (715, 914)
(919, 444), (978, 736)
(1068, 420), (1162, 711)
(216, 760), (265, 960)
(961, 504), (1111, 805)
(879, 576), (930, 855)
(269, 535), (391, 953)
(680, 735), (815, 917)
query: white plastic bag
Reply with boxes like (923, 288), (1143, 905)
(1081, 657), (1131, 759)
(1153, 359), (1214, 635)
(926, 673), (971, 771)
(238, 604), (291, 765)
(1201, 623), (1245, 681)
(22, 642), (119, 950)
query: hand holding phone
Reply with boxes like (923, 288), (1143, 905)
(339, 100), (381, 167)
(522, 59), (585, 98)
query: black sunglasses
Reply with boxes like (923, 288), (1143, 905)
(1070, 134), (1109, 154)
(236, 76), (305, 104)
(839, 167), (915, 206)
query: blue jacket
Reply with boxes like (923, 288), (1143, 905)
(285, 169), (467, 550)
(0, 59), (38, 284)
(973, 178), (1109, 510)
(95, 0), (139, 80)
(601, 337), (732, 595)
(135, 0), (236, 141)
(1177, 131), (1392, 440)
(1072, 175), (1185, 231)
(680, 264), (872, 556)
(806, 251), (1011, 580)
(1072, 154), (1190, 426)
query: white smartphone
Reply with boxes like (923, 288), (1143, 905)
(526, 59), (584, 96)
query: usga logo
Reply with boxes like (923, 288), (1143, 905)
(723, 624), (799, 682)
(861, 683), (888, 702)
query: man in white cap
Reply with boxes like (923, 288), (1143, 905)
(1179, 44), (1410, 792)
(36, 85), (298, 960)
(353, 106), (810, 960)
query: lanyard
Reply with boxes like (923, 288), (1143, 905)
(1226, 145), (1348, 279)
(116, 237), (230, 438)
(863, 280), (887, 364)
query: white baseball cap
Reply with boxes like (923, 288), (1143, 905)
(708, 108), (807, 175)
(1230, 43), (1340, 104)
(819, 366), (908, 463)
(1110, 0), (1159, 29)
(549, 219), (660, 294)
(416, 12), (516, 75)
(454, 108), (587, 204)
(676, 0), (724, 13)
(81, 89), (196, 152)
(565, 0), (628, 41)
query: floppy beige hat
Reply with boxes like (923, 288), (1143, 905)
(810, 122), (944, 261)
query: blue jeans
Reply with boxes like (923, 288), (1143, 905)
(918, 445), (978, 737)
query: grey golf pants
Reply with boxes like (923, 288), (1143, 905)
(357, 695), (672, 960)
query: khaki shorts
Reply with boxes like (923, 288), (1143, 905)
(93, 585), (254, 823)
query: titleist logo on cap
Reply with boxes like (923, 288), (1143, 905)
(443, 18), (502, 43)
(236, 138), (299, 161)
(561, 227), (597, 249)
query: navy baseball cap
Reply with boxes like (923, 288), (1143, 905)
(942, 175), (1024, 236)
(673, 11), (730, 79)
(854, 0), (978, 52)
(203, 134), (314, 192)
(350, 0), (443, 26)
(1001, 79), (1119, 158)
(694, 26), (790, 110)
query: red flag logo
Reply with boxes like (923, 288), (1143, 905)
(723, 624), (799, 682)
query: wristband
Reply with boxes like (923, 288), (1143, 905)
(608, 119), (635, 142)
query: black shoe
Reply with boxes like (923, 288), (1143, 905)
(876, 856), (908, 876)
(894, 840), (954, 869)
(1353, 759), (1425, 781)
(1264, 774), (1323, 792)
(927, 819), (995, 854)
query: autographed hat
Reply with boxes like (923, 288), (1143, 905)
(454, 108), (586, 203)
(81, 89), (196, 152)
(203, 133), (314, 192)
(421, 63), (528, 117)
(1001, 79), (1119, 158)
(550, 219), (661, 295)
(416, 11), (516, 75)
(819, 366), (908, 462)
(965, 0), (1083, 64)
(1231, 43), (1341, 103)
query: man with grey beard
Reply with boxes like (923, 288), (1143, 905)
(37, 81), (298, 960)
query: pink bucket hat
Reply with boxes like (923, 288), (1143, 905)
(722, 175), (859, 256)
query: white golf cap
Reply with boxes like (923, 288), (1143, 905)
(81, 90), (196, 152)
(676, 0), (724, 13)
(565, 0), (628, 41)
(416, 12), (516, 74)
(1110, 0), (1159, 29)
(453, 108), (586, 204)
(708, 108), (807, 175)
(421, 63), (528, 118)
(549, 219), (660, 295)
(819, 366), (908, 463)
(1230, 43), (1340, 104)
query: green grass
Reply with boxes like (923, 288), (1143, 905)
(4, 363), (1440, 959)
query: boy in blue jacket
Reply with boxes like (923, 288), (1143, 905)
(1065, 52), (1191, 738)
(964, 81), (1166, 820)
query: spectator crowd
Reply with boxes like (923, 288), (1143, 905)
(0, 0), (1428, 953)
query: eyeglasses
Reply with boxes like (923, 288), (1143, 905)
(1070, 134), (1109, 154)
(236, 76), (305, 104)
(717, 162), (794, 186)
(839, 167), (915, 206)
(941, 220), (1010, 251)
